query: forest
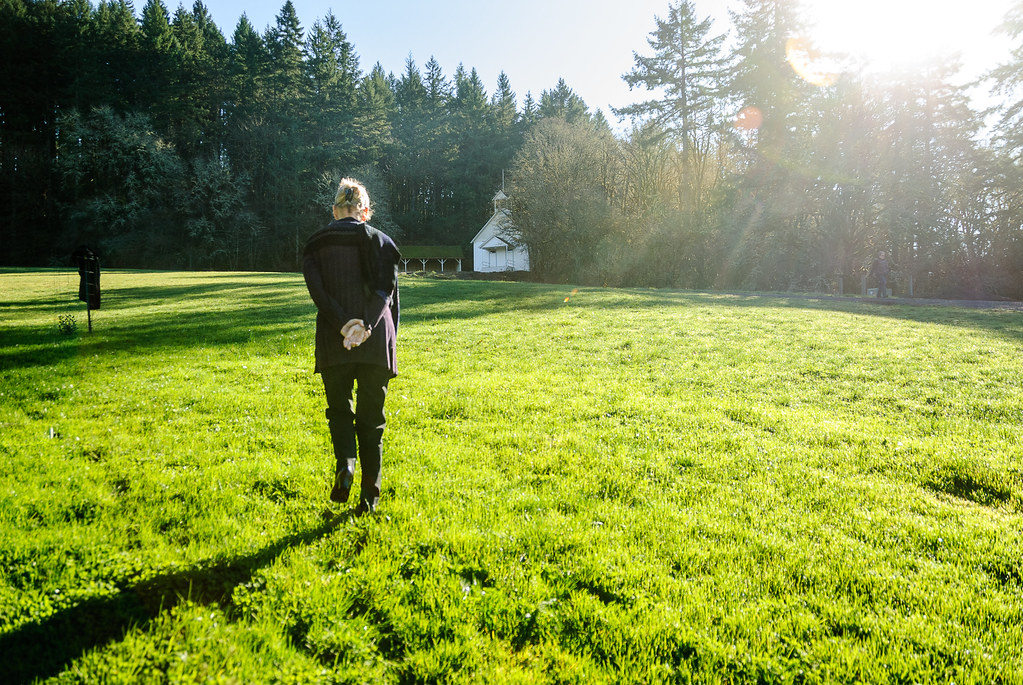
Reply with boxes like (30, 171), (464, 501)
(2, 0), (1022, 298)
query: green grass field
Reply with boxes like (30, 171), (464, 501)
(1, 269), (1021, 684)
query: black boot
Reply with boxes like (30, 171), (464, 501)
(355, 494), (378, 516)
(330, 459), (356, 503)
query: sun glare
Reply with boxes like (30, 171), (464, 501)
(800, 0), (1011, 75)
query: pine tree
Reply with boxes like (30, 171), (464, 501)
(450, 65), (494, 234)
(92, 0), (142, 111)
(265, 0), (307, 117)
(224, 14), (268, 205)
(618, 0), (728, 153)
(491, 71), (517, 131)
(391, 57), (430, 234)
(538, 78), (591, 124)
(718, 0), (817, 290)
(139, 0), (178, 133)
(990, 0), (1023, 161)
(168, 2), (228, 158)
(489, 71), (522, 191)
(986, 1), (1023, 298)
(876, 63), (987, 295)
(353, 63), (395, 164)
(728, 0), (810, 159)
(424, 57), (451, 110)
(520, 91), (537, 127)
(306, 11), (360, 170)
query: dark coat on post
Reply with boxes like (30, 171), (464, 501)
(71, 245), (101, 310)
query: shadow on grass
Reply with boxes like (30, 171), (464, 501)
(4, 275), (1019, 374)
(0, 511), (352, 684)
(923, 460), (1021, 510)
(0, 282), (315, 370)
(402, 279), (1023, 342)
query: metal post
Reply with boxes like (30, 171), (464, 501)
(84, 266), (93, 333)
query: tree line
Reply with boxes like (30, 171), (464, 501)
(1, 0), (539, 270)
(510, 0), (1023, 299)
(2, 0), (1022, 299)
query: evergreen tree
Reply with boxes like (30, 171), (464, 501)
(391, 57), (431, 236)
(537, 78), (591, 124)
(168, 2), (228, 158)
(424, 56), (451, 109)
(488, 71), (522, 191)
(138, 0), (179, 140)
(491, 71), (517, 131)
(990, 0), (1023, 161)
(449, 65), (494, 233)
(181, 156), (256, 269)
(92, 0), (142, 111)
(306, 11), (360, 170)
(728, 0), (810, 159)
(264, 0), (307, 117)
(57, 0), (100, 112)
(877, 63), (987, 296)
(1, 0), (55, 262)
(394, 55), (428, 116)
(227, 13), (265, 107)
(56, 107), (186, 265)
(987, 1), (1023, 298)
(719, 0), (817, 290)
(804, 79), (885, 281)
(521, 91), (537, 127)
(259, 1), (315, 266)
(453, 64), (488, 116)
(353, 63), (395, 164)
(618, 0), (729, 152)
(224, 13), (269, 234)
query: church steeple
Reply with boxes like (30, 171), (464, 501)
(492, 189), (509, 213)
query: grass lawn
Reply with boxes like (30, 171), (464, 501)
(1, 269), (1021, 684)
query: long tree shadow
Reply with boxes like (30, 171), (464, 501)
(0, 283), (316, 371)
(0, 511), (353, 684)
(402, 278), (1023, 342)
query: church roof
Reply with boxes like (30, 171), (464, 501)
(479, 235), (511, 251)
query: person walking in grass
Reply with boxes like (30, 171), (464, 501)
(303, 177), (400, 515)
(870, 250), (891, 298)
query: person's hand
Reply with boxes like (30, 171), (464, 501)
(341, 319), (363, 338)
(342, 319), (371, 350)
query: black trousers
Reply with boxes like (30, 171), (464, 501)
(321, 363), (391, 503)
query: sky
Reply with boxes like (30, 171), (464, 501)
(190, 0), (1017, 125)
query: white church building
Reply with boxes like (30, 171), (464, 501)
(471, 190), (530, 273)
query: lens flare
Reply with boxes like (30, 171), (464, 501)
(786, 37), (839, 87)
(734, 106), (763, 131)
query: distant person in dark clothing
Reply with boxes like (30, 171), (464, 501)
(303, 178), (400, 515)
(870, 251), (891, 298)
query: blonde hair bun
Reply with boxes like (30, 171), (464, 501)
(334, 177), (373, 219)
